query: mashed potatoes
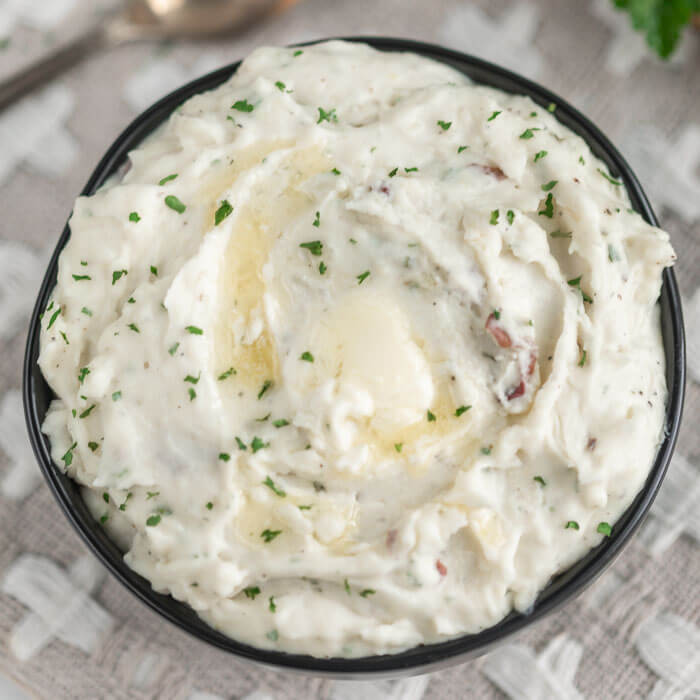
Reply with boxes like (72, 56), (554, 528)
(39, 41), (675, 657)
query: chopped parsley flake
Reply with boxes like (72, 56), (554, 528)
(493, 309), (501, 320)
(206, 501), (213, 510)
(219, 453), (230, 461)
(88, 441), (99, 452)
(127, 323), (140, 333)
(60, 331), (69, 345)
(78, 367), (90, 384)
(72, 274), (91, 281)
(79, 404), (96, 419)
(119, 493), (132, 511)
(293, 49), (303, 56)
(185, 325), (203, 335)
(437, 120), (452, 130)
(188, 387), (196, 401)
(394, 443), (403, 452)
(579, 156), (585, 165)
(427, 410), (436, 422)
(184, 374), (200, 384)
(146, 514), (161, 527)
(129, 211), (141, 222)
(257, 380), (272, 399)
(61, 442), (77, 467)
(457, 145), (469, 153)
(534, 150), (548, 162)
(112, 391), (122, 401)
(519, 128), (540, 139)
(128, 297), (136, 304)
(506, 210), (515, 225)
(112, 269), (127, 285)
(578, 348), (587, 367)
(214, 199), (233, 225)
(481, 446), (492, 455)
(490, 209), (499, 225)
(597, 168), (623, 186)
(319, 261), (327, 275)
(232, 99), (254, 112)
(100, 514), (108, 524)
(275, 80), (286, 91)
(317, 107), (337, 124)
(538, 193), (554, 218)
(356, 270), (370, 285)
(269, 596), (276, 612)
(565, 520), (580, 530)
(548, 102), (557, 113)
(359, 589), (376, 598)
(168, 342), (180, 356)
(388, 167), (398, 178)
(244, 586), (260, 599)
(235, 437), (247, 450)
(146, 491), (159, 499)
(300, 351), (314, 362)
(158, 174), (178, 185)
(150, 265), (158, 276)
(164, 195), (186, 213)
(298, 504), (312, 510)
(299, 240), (323, 256)
(47, 307), (61, 329)
(261, 529), (281, 543)
(312, 211), (320, 227)
(567, 276), (593, 303)
(218, 367), (236, 380)
(344, 579), (351, 594)
(81, 307), (93, 316)
(487, 110), (502, 121)
(541, 180), (558, 191)
(597, 521), (612, 537)
(263, 476), (286, 497)
(251, 437), (269, 453)
(331, 167), (341, 175)
(272, 419), (289, 428)
(534, 476), (546, 486)
(404, 167), (418, 173)
(103, 492), (109, 503)
(455, 405), (471, 417)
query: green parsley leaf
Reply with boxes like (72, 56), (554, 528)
(275, 80), (286, 91)
(519, 127), (540, 139)
(72, 274), (91, 281)
(127, 322), (140, 333)
(257, 380), (272, 399)
(538, 192), (554, 218)
(293, 49), (303, 56)
(88, 441), (99, 452)
(344, 578), (351, 594)
(597, 521), (612, 536)
(232, 99), (254, 112)
(146, 514), (161, 527)
(168, 342), (180, 356)
(261, 529), (281, 543)
(427, 410), (436, 422)
(356, 270), (370, 285)
(404, 167), (419, 173)
(455, 405), (471, 417)
(158, 174), (178, 185)
(218, 367), (236, 380)
(388, 167), (398, 177)
(300, 351), (314, 362)
(319, 261), (327, 275)
(59, 331), (69, 345)
(150, 265), (158, 276)
(235, 437), (247, 450)
(128, 297), (136, 304)
(565, 520), (580, 530)
(579, 155), (586, 165)
(597, 167), (623, 186)
(487, 110), (502, 121)
(119, 493), (133, 511)
(481, 446), (492, 455)
(534, 475), (546, 486)
(568, 275), (593, 303)
(112, 269), (127, 285)
(298, 504), (312, 511)
(61, 442), (77, 467)
(206, 501), (213, 510)
(269, 596), (276, 612)
(243, 586), (260, 599)
(188, 387), (196, 401)
(317, 107), (337, 124)
(534, 150), (548, 162)
(251, 436), (269, 453)
(394, 443), (403, 452)
(541, 180), (558, 191)
(184, 374), (200, 384)
(359, 589), (376, 598)
(103, 492), (109, 503)
(81, 307), (93, 317)
(212, 200), (234, 227)
(437, 120), (452, 130)
(79, 404), (96, 419)
(548, 102), (557, 112)
(490, 209), (499, 225)
(312, 211), (320, 227)
(578, 348), (587, 367)
(185, 325), (203, 335)
(219, 452), (230, 461)
(457, 145), (469, 153)
(331, 167), (341, 175)
(299, 240), (323, 256)
(165, 195), (186, 213)
(506, 210), (515, 225)
(263, 476), (286, 497)
(47, 307), (61, 329)
(78, 367), (90, 384)
(272, 419), (289, 428)
(129, 211), (141, 222)
(100, 513), (108, 524)
(112, 391), (122, 401)
(146, 491), (160, 499)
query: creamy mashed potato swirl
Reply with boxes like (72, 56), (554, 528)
(39, 41), (675, 657)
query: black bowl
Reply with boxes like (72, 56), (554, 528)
(23, 37), (685, 678)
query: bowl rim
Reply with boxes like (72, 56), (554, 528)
(22, 36), (686, 678)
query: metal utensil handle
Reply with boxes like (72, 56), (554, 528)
(0, 25), (108, 112)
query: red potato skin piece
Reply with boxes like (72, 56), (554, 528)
(506, 380), (526, 400)
(436, 559), (447, 576)
(471, 163), (506, 180)
(486, 313), (512, 348)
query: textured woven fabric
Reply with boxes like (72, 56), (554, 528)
(0, 0), (698, 697)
